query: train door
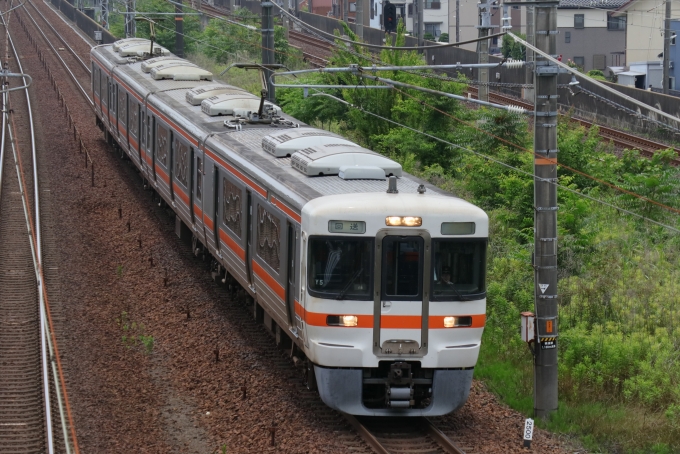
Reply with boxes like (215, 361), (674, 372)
(286, 222), (298, 328)
(168, 132), (175, 202)
(245, 190), (253, 286)
(212, 165), (220, 251)
(118, 88), (128, 150)
(193, 153), (203, 227)
(374, 232), (431, 357)
(109, 82), (117, 133)
(146, 113), (154, 180)
(101, 75), (108, 127)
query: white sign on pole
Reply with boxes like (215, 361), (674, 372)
(538, 283), (549, 294)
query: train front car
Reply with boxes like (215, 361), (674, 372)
(301, 185), (488, 416)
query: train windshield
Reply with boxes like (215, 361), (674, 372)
(308, 237), (374, 300)
(431, 239), (487, 301)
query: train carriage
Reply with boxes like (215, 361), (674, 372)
(91, 39), (488, 416)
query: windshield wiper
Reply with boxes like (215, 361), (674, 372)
(336, 268), (364, 300)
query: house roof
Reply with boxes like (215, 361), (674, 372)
(558, 0), (628, 9)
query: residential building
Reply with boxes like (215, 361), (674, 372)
(367, 0), (449, 40)
(556, 0), (627, 72)
(611, 0), (680, 64)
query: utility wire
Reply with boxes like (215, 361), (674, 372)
(314, 92), (680, 233)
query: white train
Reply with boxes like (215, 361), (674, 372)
(91, 39), (488, 416)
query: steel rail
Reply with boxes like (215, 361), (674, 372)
(423, 418), (467, 454)
(0, 10), (54, 452)
(25, 0), (90, 74)
(342, 414), (390, 454)
(2, 10), (79, 453)
(19, 3), (92, 106)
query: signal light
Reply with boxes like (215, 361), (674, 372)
(383, 2), (397, 33)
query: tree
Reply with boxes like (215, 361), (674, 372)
(501, 33), (526, 61)
(439, 33), (449, 43)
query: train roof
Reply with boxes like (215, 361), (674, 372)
(92, 41), (465, 213)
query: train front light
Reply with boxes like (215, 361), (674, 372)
(385, 216), (422, 227)
(326, 315), (359, 327)
(443, 316), (473, 328)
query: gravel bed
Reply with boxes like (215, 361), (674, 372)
(18, 2), (583, 452)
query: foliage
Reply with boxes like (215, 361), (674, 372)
(439, 32), (449, 43)
(117, 311), (155, 354)
(423, 33), (435, 41)
(587, 69), (607, 81)
(501, 33), (526, 61)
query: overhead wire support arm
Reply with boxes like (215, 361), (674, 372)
(270, 65), (529, 113)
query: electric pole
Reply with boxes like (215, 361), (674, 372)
(663, 0), (671, 93)
(477, 0), (491, 102)
(532, 0), (559, 420)
(456, 0), (460, 42)
(356, 0), (363, 40)
(230, 0), (235, 13)
(343, 0), (348, 21)
(125, 0), (136, 38)
(101, 0), (109, 29)
(175, 1), (184, 57)
(416, 0), (424, 46)
(525, 5), (534, 100)
(262, 0), (276, 102)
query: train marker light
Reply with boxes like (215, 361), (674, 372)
(443, 316), (473, 328)
(327, 315), (359, 327)
(385, 216), (422, 227)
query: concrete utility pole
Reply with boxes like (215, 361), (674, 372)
(416, 0), (424, 46)
(477, 0), (491, 102)
(175, 1), (184, 57)
(230, 0), (236, 13)
(456, 0), (460, 42)
(663, 0), (671, 93)
(356, 0), (363, 40)
(262, 0), (276, 102)
(525, 5), (534, 99)
(343, 0), (348, 21)
(532, 0), (559, 420)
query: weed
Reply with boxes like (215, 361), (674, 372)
(116, 311), (154, 355)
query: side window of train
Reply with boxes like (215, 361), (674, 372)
(147, 115), (152, 151)
(156, 123), (169, 167)
(118, 89), (127, 126)
(102, 76), (107, 106)
(257, 205), (281, 273)
(173, 137), (189, 186)
(195, 157), (202, 201)
(129, 102), (139, 138)
(222, 178), (242, 238)
(110, 84), (116, 116)
(93, 67), (99, 96)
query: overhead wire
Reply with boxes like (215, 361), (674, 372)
(313, 92), (680, 233)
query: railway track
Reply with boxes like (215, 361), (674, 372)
(467, 86), (680, 165)
(345, 415), (467, 454)
(0, 5), (81, 453)
(0, 12), (51, 454)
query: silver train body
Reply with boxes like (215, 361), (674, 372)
(91, 39), (489, 416)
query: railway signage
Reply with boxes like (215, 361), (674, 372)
(540, 337), (556, 350)
(523, 418), (534, 448)
(539, 283), (549, 293)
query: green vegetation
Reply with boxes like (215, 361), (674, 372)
(501, 33), (526, 61)
(277, 24), (680, 453)
(117, 311), (155, 354)
(104, 10), (680, 451)
(587, 69), (607, 81)
(438, 32), (449, 43)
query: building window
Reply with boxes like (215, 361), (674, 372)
(425, 1), (440, 9)
(424, 23), (441, 38)
(573, 56), (585, 68)
(492, 36), (498, 45)
(565, 31), (570, 43)
(607, 15), (626, 30)
(574, 14), (584, 29)
(673, 35), (677, 45)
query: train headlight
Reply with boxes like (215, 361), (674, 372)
(385, 216), (422, 227)
(326, 315), (359, 327)
(443, 316), (473, 328)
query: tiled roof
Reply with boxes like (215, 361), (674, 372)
(558, 0), (628, 9)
